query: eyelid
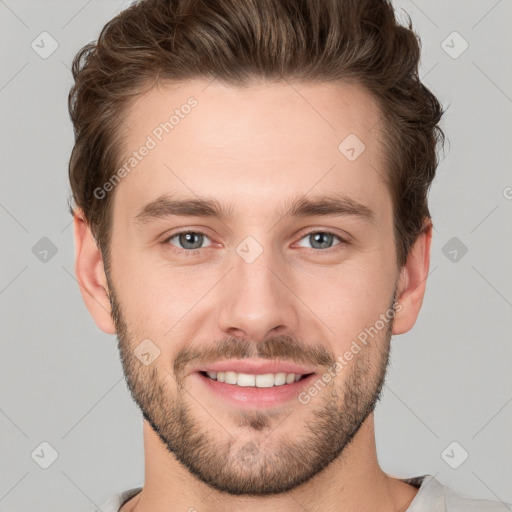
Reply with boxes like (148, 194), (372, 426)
(294, 226), (351, 243)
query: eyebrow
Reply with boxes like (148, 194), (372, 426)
(133, 193), (376, 225)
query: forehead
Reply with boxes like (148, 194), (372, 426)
(114, 78), (389, 223)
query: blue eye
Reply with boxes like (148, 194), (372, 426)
(297, 231), (342, 250)
(163, 229), (347, 257)
(165, 231), (212, 251)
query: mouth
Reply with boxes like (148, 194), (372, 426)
(193, 364), (318, 409)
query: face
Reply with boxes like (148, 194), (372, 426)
(105, 79), (401, 495)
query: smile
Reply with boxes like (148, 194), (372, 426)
(195, 370), (318, 408)
(202, 370), (312, 388)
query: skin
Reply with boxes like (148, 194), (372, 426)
(73, 79), (432, 512)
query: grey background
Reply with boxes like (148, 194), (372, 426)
(1, 0), (511, 510)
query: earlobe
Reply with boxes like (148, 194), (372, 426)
(73, 209), (116, 334)
(392, 220), (432, 335)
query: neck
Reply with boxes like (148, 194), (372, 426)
(123, 414), (418, 512)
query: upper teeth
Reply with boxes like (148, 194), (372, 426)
(206, 371), (303, 387)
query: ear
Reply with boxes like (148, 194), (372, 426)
(73, 208), (116, 334)
(392, 219), (432, 335)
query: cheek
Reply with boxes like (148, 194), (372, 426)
(293, 258), (396, 347)
(115, 258), (215, 342)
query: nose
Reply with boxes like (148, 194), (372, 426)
(215, 245), (300, 342)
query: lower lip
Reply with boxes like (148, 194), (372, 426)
(194, 372), (317, 409)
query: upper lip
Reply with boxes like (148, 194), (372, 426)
(191, 360), (317, 376)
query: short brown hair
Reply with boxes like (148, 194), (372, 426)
(68, 0), (446, 270)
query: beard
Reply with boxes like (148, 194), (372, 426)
(107, 278), (396, 497)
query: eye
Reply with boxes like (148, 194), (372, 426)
(162, 229), (347, 257)
(295, 231), (345, 251)
(164, 230), (212, 252)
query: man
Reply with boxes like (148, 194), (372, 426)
(68, 0), (507, 510)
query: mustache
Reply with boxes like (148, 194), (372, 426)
(173, 335), (336, 379)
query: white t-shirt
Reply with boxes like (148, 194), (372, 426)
(97, 474), (509, 511)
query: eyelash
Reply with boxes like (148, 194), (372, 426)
(162, 229), (348, 257)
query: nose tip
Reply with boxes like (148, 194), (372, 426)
(215, 257), (300, 344)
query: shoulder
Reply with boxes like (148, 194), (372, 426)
(444, 484), (510, 511)
(400, 474), (510, 512)
(96, 487), (143, 512)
